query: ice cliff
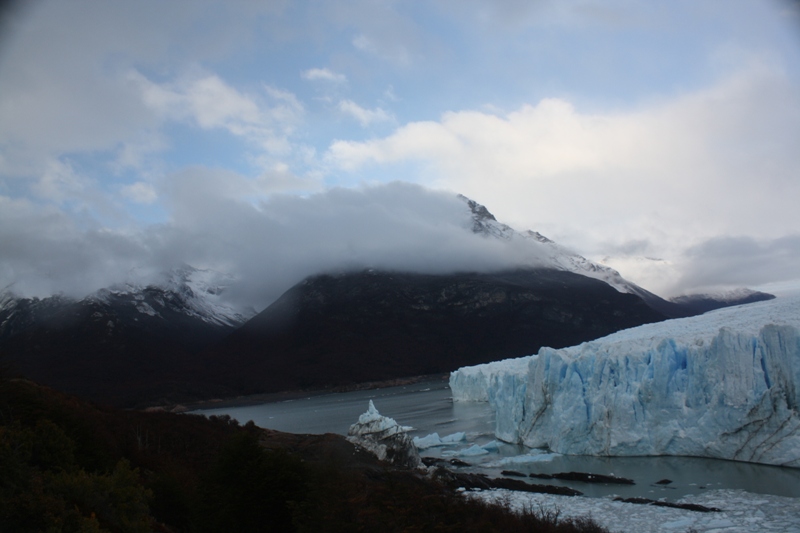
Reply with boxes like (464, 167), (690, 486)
(450, 293), (800, 467)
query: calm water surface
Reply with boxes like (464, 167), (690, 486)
(191, 378), (800, 501)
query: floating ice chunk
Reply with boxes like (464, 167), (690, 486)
(479, 440), (501, 451)
(443, 444), (490, 457)
(484, 451), (560, 468)
(413, 431), (467, 450)
(442, 432), (467, 444)
(413, 433), (443, 450)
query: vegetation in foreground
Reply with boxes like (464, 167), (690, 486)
(0, 374), (608, 532)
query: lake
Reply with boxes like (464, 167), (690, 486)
(191, 377), (800, 501)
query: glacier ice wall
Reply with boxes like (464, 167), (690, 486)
(450, 294), (800, 467)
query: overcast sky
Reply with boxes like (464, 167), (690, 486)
(1, 0), (799, 308)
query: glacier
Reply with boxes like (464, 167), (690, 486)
(450, 292), (800, 467)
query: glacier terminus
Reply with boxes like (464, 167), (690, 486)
(450, 292), (800, 467)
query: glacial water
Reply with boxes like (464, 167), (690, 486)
(191, 378), (800, 501)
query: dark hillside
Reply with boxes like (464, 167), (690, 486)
(206, 268), (667, 396)
(0, 288), (241, 407)
(669, 290), (775, 315)
(0, 376), (608, 532)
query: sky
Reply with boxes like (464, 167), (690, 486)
(1, 0), (799, 309)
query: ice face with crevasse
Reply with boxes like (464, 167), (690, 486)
(450, 292), (800, 467)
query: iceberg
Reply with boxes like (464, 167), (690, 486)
(450, 293), (800, 467)
(347, 400), (421, 468)
(412, 432), (467, 450)
(442, 444), (490, 457)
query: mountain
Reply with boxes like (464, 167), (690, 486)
(669, 288), (775, 315)
(0, 196), (773, 406)
(462, 197), (774, 318)
(202, 198), (776, 397)
(0, 266), (251, 406)
(204, 268), (668, 396)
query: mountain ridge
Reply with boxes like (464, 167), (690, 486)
(203, 268), (669, 396)
(0, 196), (774, 406)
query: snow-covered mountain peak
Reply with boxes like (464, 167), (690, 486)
(676, 287), (766, 303)
(460, 195), (636, 294)
(85, 265), (252, 328)
(0, 288), (17, 312)
(523, 230), (554, 244)
(460, 195), (516, 240)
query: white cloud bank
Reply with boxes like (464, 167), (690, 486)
(129, 69), (304, 157)
(302, 67), (347, 83)
(337, 99), (393, 126)
(0, 182), (553, 310)
(326, 64), (800, 295)
(2, 1), (799, 303)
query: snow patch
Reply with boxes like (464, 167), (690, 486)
(135, 302), (159, 317)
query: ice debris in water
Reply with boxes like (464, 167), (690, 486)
(445, 444), (489, 457)
(441, 441), (502, 457)
(412, 432), (467, 450)
(472, 488), (800, 533)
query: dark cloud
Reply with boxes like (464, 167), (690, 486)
(600, 239), (653, 257)
(676, 234), (800, 293)
(0, 196), (153, 297)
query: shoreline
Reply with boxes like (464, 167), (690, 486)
(162, 373), (450, 413)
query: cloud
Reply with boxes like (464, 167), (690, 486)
(0, 0), (192, 168)
(129, 69), (304, 156)
(2, 0), (798, 305)
(674, 234), (800, 294)
(31, 159), (90, 204)
(337, 99), (393, 126)
(122, 182), (158, 204)
(154, 177), (553, 308)
(319, 1), (441, 67)
(4, 170), (798, 308)
(0, 195), (152, 298)
(302, 67), (347, 83)
(326, 65), (800, 292)
(0, 0), (306, 185)
(0, 180), (554, 310)
(352, 33), (412, 66)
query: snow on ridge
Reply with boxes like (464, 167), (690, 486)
(462, 196), (635, 294)
(168, 266), (252, 327)
(86, 265), (251, 327)
(450, 292), (800, 467)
